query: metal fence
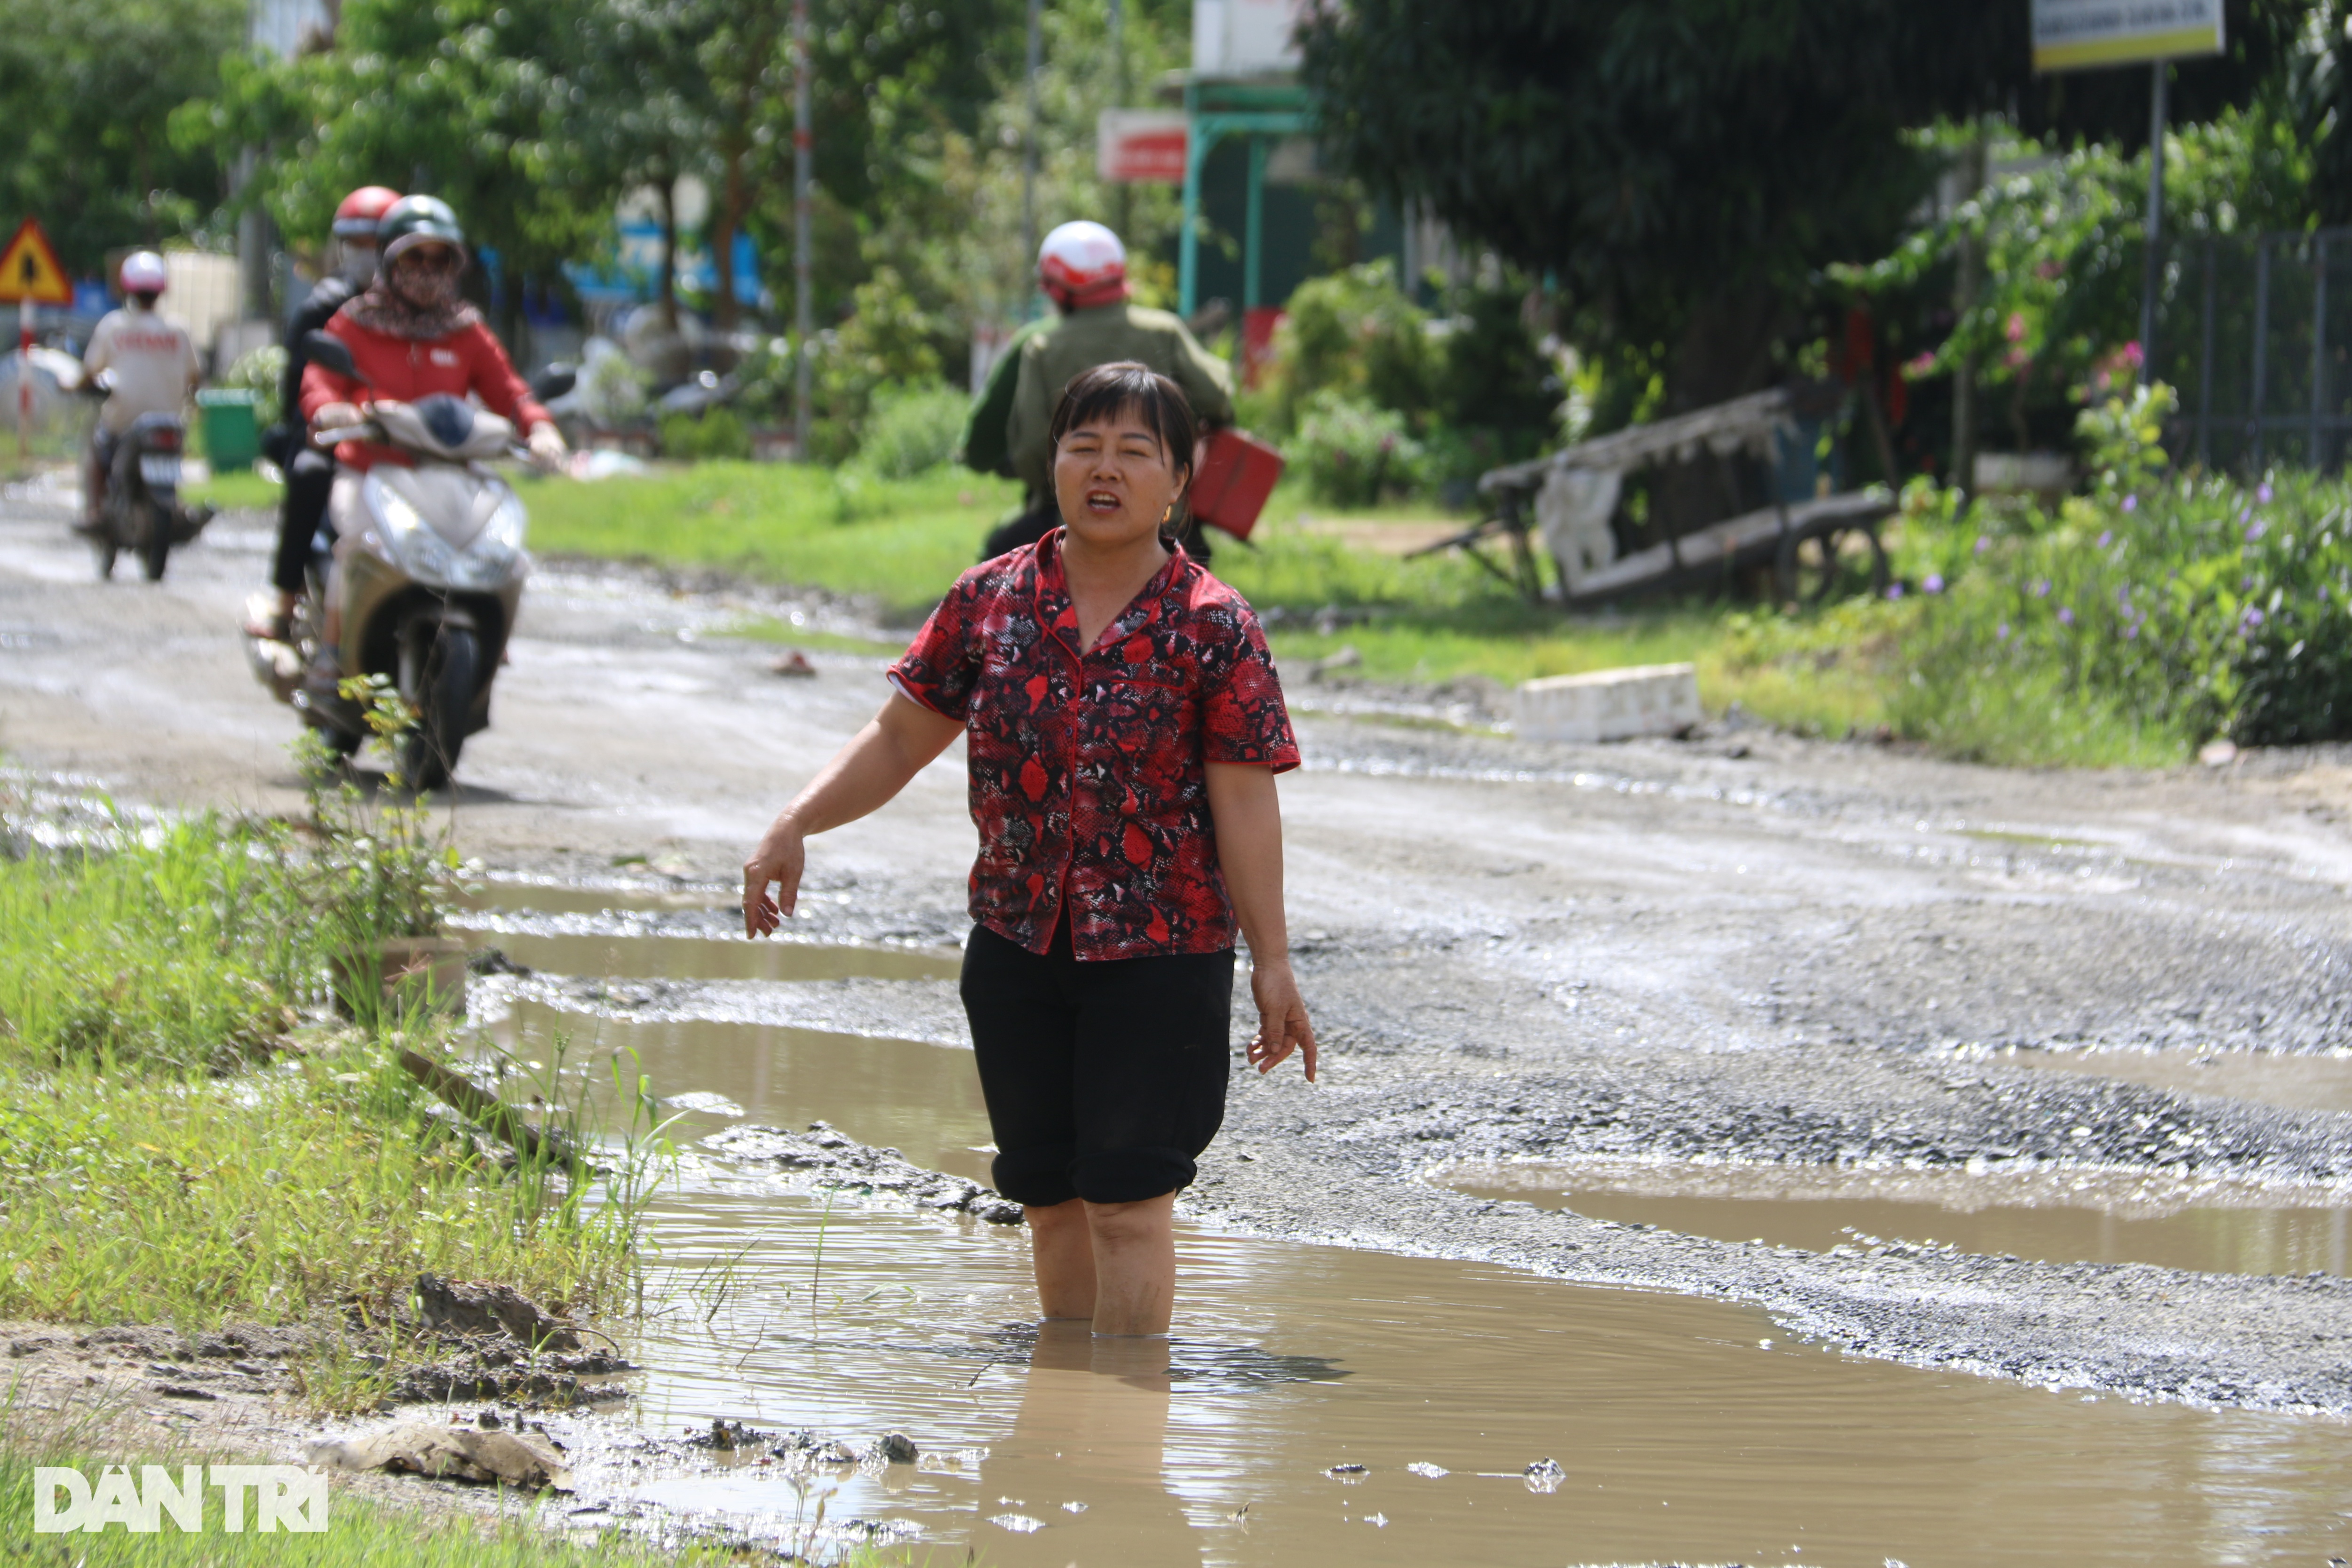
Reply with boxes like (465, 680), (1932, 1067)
(2153, 226), (2352, 472)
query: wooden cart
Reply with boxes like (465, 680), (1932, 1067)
(1410, 385), (1894, 608)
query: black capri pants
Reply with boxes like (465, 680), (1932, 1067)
(960, 919), (1235, 1208)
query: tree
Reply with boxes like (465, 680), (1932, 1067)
(1299, 0), (2303, 422)
(0, 0), (244, 273)
(183, 0), (611, 331)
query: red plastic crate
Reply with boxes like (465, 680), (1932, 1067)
(1190, 427), (1283, 541)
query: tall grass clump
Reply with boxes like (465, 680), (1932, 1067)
(0, 757), (664, 1409)
(0, 814), (321, 1074)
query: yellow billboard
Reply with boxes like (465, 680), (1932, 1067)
(2032, 0), (2225, 72)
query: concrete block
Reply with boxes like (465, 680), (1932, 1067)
(1514, 662), (1702, 744)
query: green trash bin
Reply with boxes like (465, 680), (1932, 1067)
(195, 388), (262, 473)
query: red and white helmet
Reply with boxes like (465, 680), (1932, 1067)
(117, 251), (169, 297)
(332, 185), (402, 242)
(1038, 221), (1129, 310)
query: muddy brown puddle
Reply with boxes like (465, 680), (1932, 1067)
(480, 919), (2352, 1565)
(2014, 1045), (2352, 1117)
(1441, 1160), (2352, 1279)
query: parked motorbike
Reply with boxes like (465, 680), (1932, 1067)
(76, 371), (211, 581)
(243, 331), (572, 791)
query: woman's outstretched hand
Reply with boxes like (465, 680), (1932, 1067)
(1246, 956), (1317, 1082)
(742, 813), (806, 938)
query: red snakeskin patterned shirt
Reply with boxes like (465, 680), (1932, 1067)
(888, 529), (1299, 960)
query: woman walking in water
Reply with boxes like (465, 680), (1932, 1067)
(742, 361), (1315, 1336)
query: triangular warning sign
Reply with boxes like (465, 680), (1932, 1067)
(0, 219), (72, 306)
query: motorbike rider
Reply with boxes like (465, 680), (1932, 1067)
(243, 184), (400, 643)
(79, 252), (202, 533)
(298, 194), (566, 704)
(974, 220), (1234, 560)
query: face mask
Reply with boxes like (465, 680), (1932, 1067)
(389, 256), (461, 309)
(337, 244), (379, 287)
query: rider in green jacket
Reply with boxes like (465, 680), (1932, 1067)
(968, 221), (1233, 560)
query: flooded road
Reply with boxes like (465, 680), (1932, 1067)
(489, 954), (2352, 1567)
(9, 488), (2352, 1553)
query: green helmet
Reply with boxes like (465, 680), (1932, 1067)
(377, 195), (469, 268)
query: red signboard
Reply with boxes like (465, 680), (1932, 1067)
(1098, 110), (1188, 186)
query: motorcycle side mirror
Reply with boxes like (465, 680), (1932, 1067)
(301, 330), (366, 384)
(530, 364), (579, 402)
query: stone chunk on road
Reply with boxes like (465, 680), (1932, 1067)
(703, 1120), (1025, 1224)
(307, 1419), (573, 1490)
(1514, 662), (1701, 743)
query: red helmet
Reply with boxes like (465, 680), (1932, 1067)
(332, 186), (403, 242)
(1038, 221), (1129, 310)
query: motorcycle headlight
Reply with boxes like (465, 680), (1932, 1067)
(446, 492), (527, 591)
(367, 474), (458, 586)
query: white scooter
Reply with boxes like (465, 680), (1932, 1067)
(244, 331), (570, 790)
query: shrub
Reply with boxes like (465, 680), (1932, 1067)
(658, 406), (753, 462)
(854, 381), (967, 479)
(1891, 463), (2352, 753)
(1266, 260), (1439, 433)
(1294, 390), (1424, 508)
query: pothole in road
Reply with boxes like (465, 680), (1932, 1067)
(455, 878), (733, 918)
(465, 927), (962, 986)
(1438, 1158), (2352, 1278)
(2012, 1045), (2352, 1117)
(468, 907), (2352, 1564)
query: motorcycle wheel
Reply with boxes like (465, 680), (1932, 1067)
(138, 501), (171, 581)
(397, 626), (478, 793)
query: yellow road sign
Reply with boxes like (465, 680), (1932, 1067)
(0, 219), (72, 306)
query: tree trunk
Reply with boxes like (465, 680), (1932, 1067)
(1646, 281), (1786, 541)
(658, 171), (679, 324)
(714, 140), (744, 337)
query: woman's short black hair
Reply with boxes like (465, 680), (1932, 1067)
(1048, 361), (1198, 496)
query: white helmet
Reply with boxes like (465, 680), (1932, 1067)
(118, 250), (170, 297)
(1038, 221), (1128, 308)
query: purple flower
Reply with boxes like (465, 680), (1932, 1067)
(2122, 494), (2138, 513)
(2030, 578), (2050, 598)
(2323, 585), (2334, 602)
(1974, 534), (1991, 556)
(2124, 624), (2139, 640)
(1923, 573), (1945, 594)
(2116, 585), (2132, 605)
(2097, 530), (2113, 547)
(2057, 606), (2075, 627)
(2246, 520), (2268, 543)
(2258, 482), (2274, 503)
(1996, 622), (2011, 641)
(2244, 606), (2267, 629)
(1886, 583), (1905, 601)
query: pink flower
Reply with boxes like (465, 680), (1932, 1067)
(2005, 312), (2027, 343)
(2120, 341), (2144, 368)
(1902, 352), (1937, 380)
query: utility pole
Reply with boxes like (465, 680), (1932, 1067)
(1020, 0), (1042, 312)
(1109, 0), (1128, 239)
(1951, 120), (1987, 506)
(2138, 60), (2169, 384)
(793, 0), (812, 460)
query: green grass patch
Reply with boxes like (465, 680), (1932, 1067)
(0, 783), (660, 1412)
(708, 616), (908, 656)
(185, 469), (282, 513)
(522, 461), (1021, 621)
